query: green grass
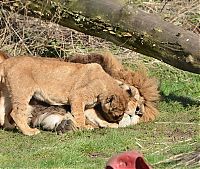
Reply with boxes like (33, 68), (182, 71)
(0, 57), (199, 169)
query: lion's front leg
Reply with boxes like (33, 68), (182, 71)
(11, 103), (40, 136)
(0, 91), (15, 129)
(70, 97), (86, 129)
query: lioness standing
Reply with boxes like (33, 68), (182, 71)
(0, 56), (129, 135)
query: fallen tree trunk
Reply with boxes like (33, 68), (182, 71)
(1, 0), (200, 73)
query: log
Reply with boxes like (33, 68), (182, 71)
(1, 0), (200, 73)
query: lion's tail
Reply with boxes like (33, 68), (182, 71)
(68, 52), (125, 77)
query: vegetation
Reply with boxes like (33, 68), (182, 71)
(0, 0), (199, 168)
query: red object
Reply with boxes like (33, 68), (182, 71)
(105, 150), (152, 169)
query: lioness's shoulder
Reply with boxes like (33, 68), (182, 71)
(85, 62), (104, 71)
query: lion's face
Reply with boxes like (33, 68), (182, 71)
(125, 86), (145, 115)
(119, 99), (145, 127)
(120, 84), (145, 126)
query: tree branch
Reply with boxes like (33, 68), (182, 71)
(1, 0), (200, 73)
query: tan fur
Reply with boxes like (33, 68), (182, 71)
(0, 51), (158, 134)
(0, 51), (13, 128)
(0, 51), (139, 133)
(69, 52), (160, 122)
(0, 55), (129, 135)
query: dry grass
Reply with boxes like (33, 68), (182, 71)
(0, 0), (199, 58)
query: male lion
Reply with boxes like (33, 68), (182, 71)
(68, 52), (160, 122)
(0, 55), (130, 135)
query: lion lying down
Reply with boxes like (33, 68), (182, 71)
(29, 99), (139, 134)
(0, 54), (132, 135)
(0, 51), (160, 134)
(29, 82), (142, 132)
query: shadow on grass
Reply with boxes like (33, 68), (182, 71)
(161, 92), (200, 107)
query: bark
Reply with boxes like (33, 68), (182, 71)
(1, 0), (200, 73)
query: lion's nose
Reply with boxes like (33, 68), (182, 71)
(135, 106), (143, 117)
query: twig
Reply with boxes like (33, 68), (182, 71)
(1, 10), (33, 55)
(135, 141), (143, 148)
(154, 122), (200, 125)
(160, 0), (169, 13)
(152, 150), (196, 165)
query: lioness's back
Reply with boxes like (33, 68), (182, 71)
(1, 55), (102, 74)
(1, 56), (115, 91)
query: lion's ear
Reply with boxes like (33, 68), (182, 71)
(98, 94), (115, 102)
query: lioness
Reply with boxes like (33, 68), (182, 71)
(0, 55), (130, 135)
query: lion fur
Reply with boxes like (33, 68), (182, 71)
(69, 52), (160, 122)
(0, 55), (129, 135)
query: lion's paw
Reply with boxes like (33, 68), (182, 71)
(56, 119), (77, 135)
(22, 128), (40, 136)
(84, 124), (94, 130)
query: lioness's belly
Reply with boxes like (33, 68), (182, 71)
(33, 90), (69, 106)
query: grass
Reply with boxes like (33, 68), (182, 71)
(0, 57), (199, 169)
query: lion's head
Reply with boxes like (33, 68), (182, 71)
(114, 69), (160, 125)
(98, 91), (129, 123)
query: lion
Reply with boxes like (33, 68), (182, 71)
(0, 55), (131, 135)
(29, 100), (120, 133)
(37, 52), (160, 132)
(68, 52), (160, 122)
(0, 51), (142, 134)
(29, 92), (141, 134)
(25, 52), (160, 133)
(0, 51), (159, 134)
